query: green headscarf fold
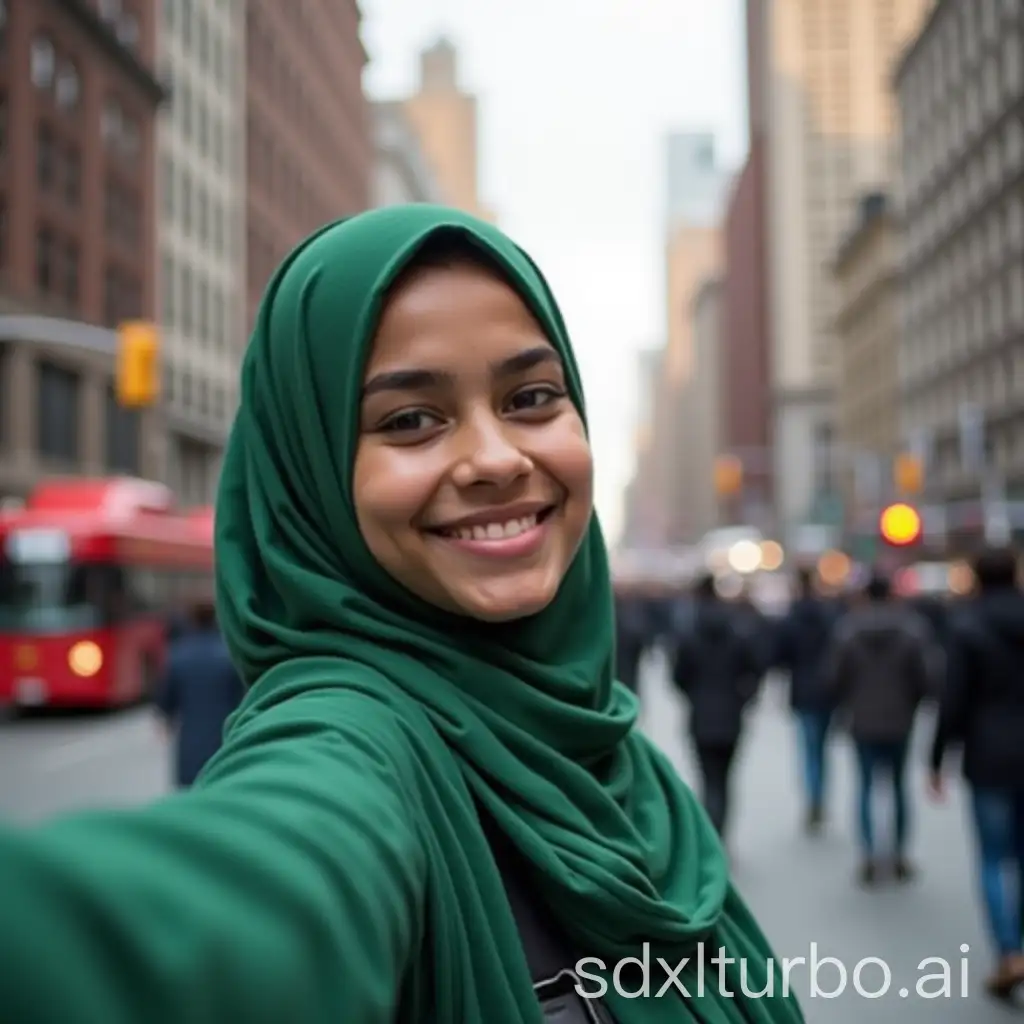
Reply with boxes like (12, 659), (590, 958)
(214, 205), (803, 1023)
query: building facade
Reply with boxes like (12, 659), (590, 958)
(756, 0), (934, 534)
(622, 134), (727, 546)
(896, 0), (1024, 511)
(157, 0), (246, 504)
(0, 0), (166, 500)
(619, 346), (665, 547)
(372, 101), (442, 207)
(685, 278), (725, 538)
(401, 39), (493, 221)
(664, 132), (730, 230)
(245, 0), (371, 330)
(721, 139), (772, 524)
(832, 192), (901, 522)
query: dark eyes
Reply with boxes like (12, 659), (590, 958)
(379, 385), (566, 435)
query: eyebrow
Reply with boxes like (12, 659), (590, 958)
(361, 345), (561, 398)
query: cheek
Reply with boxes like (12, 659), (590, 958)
(537, 416), (594, 510)
(353, 444), (443, 536)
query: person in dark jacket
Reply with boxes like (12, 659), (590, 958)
(672, 574), (762, 841)
(774, 568), (841, 832)
(929, 547), (1024, 998)
(613, 577), (653, 694)
(824, 574), (937, 884)
(155, 595), (245, 787)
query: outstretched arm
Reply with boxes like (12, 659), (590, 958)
(0, 686), (427, 1024)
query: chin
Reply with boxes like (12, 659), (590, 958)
(453, 574), (561, 623)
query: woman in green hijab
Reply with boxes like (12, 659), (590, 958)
(0, 206), (803, 1024)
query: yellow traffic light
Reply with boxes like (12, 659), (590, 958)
(714, 454), (743, 497)
(116, 321), (160, 407)
(879, 502), (922, 546)
(893, 452), (924, 495)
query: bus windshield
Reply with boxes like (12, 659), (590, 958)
(0, 558), (113, 633)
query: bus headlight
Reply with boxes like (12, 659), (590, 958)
(68, 641), (103, 677)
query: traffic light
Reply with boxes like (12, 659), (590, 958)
(879, 502), (922, 546)
(116, 321), (160, 407)
(713, 454), (743, 497)
(893, 452), (924, 495)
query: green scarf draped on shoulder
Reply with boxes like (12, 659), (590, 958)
(213, 204), (803, 1024)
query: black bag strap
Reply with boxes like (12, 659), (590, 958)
(480, 812), (616, 1023)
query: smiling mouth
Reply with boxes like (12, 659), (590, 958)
(429, 505), (558, 541)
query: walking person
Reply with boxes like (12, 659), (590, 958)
(671, 574), (763, 844)
(824, 573), (938, 884)
(613, 575), (653, 694)
(774, 568), (841, 832)
(154, 594), (246, 788)
(0, 207), (803, 1023)
(929, 546), (1024, 998)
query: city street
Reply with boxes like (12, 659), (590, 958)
(0, 660), (1021, 1023)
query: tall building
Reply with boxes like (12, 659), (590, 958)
(157, 0), (246, 504)
(832, 192), (901, 526)
(0, 0), (167, 500)
(895, 0), (1024, 528)
(622, 134), (727, 544)
(684, 277), (725, 538)
(720, 2), (774, 526)
(658, 224), (723, 542)
(619, 346), (665, 547)
(664, 132), (730, 230)
(755, 0), (933, 536)
(372, 101), (442, 207)
(245, 0), (371, 328)
(401, 38), (493, 220)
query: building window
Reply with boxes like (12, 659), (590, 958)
(36, 123), (55, 188)
(103, 266), (141, 327)
(35, 227), (55, 291)
(162, 155), (174, 217)
(181, 170), (192, 234)
(55, 62), (80, 111)
(181, 0), (193, 47)
(197, 279), (209, 340)
(36, 362), (79, 462)
(180, 81), (192, 138)
(63, 146), (80, 205)
(61, 240), (79, 306)
(197, 188), (208, 243)
(31, 36), (55, 90)
(161, 251), (174, 326)
(104, 384), (140, 474)
(181, 266), (193, 334)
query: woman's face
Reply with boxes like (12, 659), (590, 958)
(354, 260), (593, 622)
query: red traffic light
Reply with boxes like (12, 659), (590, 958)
(879, 503), (922, 546)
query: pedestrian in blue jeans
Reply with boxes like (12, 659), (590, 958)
(824, 574), (937, 885)
(931, 546), (1024, 998)
(774, 568), (841, 832)
(855, 738), (910, 868)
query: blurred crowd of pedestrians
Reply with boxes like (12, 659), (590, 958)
(614, 547), (1024, 999)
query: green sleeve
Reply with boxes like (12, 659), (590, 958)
(0, 688), (427, 1024)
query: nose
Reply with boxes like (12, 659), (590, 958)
(451, 412), (533, 489)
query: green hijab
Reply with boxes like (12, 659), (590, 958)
(214, 205), (803, 1023)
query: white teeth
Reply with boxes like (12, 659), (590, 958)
(451, 514), (538, 541)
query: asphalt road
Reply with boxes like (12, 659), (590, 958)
(0, 657), (1020, 1022)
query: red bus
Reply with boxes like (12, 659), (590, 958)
(0, 478), (214, 709)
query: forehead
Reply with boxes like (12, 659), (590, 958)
(367, 263), (552, 371)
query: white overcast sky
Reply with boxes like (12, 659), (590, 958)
(361, 0), (747, 544)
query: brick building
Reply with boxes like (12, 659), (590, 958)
(0, 0), (166, 500)
(245, 0), (371, 329)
